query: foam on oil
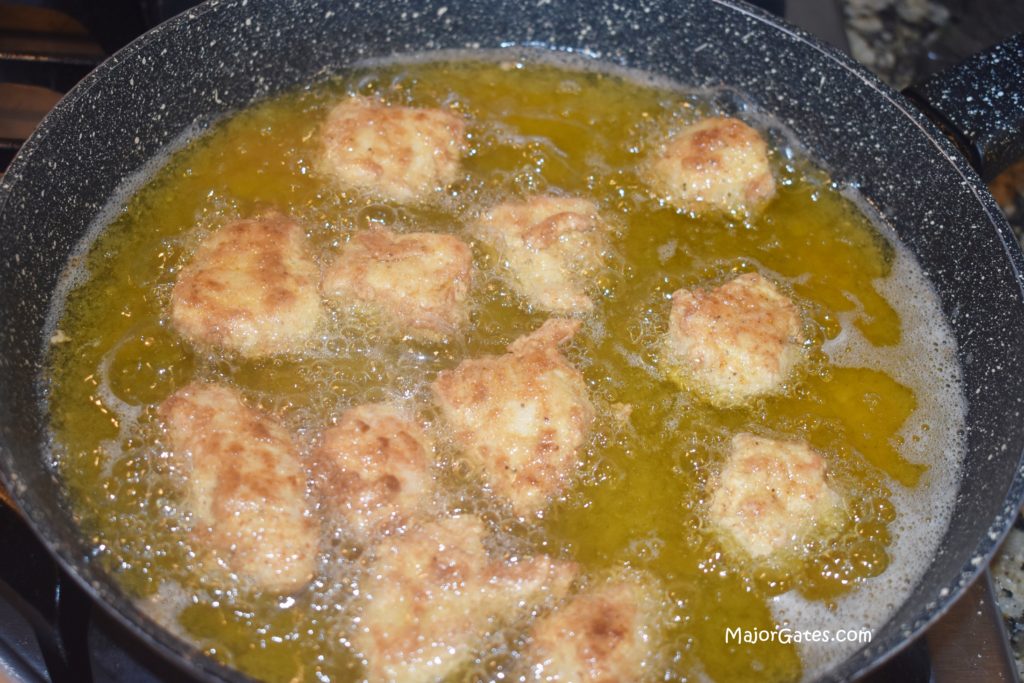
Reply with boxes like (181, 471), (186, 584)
(774, 242), (964, 680)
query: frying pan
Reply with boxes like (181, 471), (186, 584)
(1, 1), (1023, 681)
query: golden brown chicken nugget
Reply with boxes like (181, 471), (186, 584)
(525, 575), (665, 682)
(319, 96), (465, 203)
(710, 433), (843, 558)
(646, 116), (775, 214)
(353, 515), (575, 683)
(170, 214), (323, 357)
(663, 272), (803, 406)
(312, 403), (434, 543)
(473, 196), (609, 314)
(321, 229), (472, 340)
(431, 319), (594, 516)
(158, 382), (316, 592)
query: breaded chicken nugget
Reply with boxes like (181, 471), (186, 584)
(663, 272), (803, 406)
(312, 403), (434, 543)
(170, 214), (323, 357)
(431, 319), (594, 516)
(710, 433), (843, 558)
(525, 574), (665, 683)
(353, 515), (575, 683)
(321, 229), (472, 340)
(646, 116), (775, 214)
(319, 96), (465, 203)
(474, 196), (608, 314)
(158, 382), (316, 592)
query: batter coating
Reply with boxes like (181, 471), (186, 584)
(321, 229), (473, 340)
(645, 116), (775, 214)
(352, 515), (575, 683)
(431, 319), (595, 516)
(319, 96), (466, 203)
(663, 272), (804, 406)
(709, 433), (844, 558)
(312, 403), (434, 543)
(525, 575), (665, 682)
(473, 196), (609, 313)
(158, 383), (317, 592)
(170, 214), (323, 357)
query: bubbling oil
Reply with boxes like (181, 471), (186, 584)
(46, 54), (965, 683)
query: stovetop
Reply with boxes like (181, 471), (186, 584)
(0, 1), (1020, 682)
(0, 503), (179, 683)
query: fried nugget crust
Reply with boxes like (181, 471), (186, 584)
(663, 272), (803, 406)
(525, 575), (665, 683)
(319, 96), (465, 203)
(353, 515), (575, 683)
(170, 214), (323, 357)
(646, 116), (775, 214)
(158, 383), (317, 592)
(709, 433), (843, 558)
(474, 196), (608, 314)
(312, 403), (434, 542)
(321, 229), (473, 340)
(431, 319), (595, 516)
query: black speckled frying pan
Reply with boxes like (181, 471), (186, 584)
(0, 1), (1022, 681)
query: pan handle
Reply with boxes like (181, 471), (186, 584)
(903, 33), (1024, 183)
